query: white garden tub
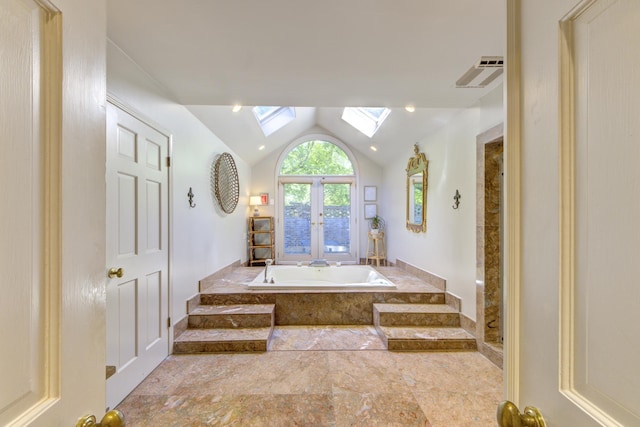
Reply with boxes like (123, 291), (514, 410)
(249, 265), (396, 290)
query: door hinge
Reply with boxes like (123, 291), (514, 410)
(167, 317), (171, 328)
(166, 156), (171, 167)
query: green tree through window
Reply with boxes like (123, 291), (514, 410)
(280, 141), (354, 176)
(280, 141), (354, 205)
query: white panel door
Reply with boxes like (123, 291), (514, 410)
(1, 0), (108, 424)
(106, 103), (169, 410)
(0, 2), (60, 424)
(512, 0), (640, 425)
(561, 0), (640, 424)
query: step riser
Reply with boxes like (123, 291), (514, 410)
(200, 292), (445, 306)
(174, 340), (268, 353)
(188, 313), (273, 329)
(375, 325), (476, 351)
(200, 294), (276, 305)
(372, 293), (445, 304)
(375, 312), (460, 327)
(386, 339), (477, 351)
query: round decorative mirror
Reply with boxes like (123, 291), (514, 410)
(211, 152), (239, 214)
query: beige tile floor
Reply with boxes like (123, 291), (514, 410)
(116, 325), (503, 426)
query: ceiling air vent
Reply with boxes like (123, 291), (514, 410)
(456, 56), (504, 88)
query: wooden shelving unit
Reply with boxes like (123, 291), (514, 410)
(248, 216), (275, 266)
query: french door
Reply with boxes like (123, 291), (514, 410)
(278, 177), (356, 263)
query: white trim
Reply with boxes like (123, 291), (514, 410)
(106, 94), (172, 138)
(558, 0), (578, 405)
(42, 3), (63, 416)
(505, 0), (522, 405)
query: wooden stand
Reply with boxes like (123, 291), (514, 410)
(365, 231), (386, 267)
(248, 216), (274, 266)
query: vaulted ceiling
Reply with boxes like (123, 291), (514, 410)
(107, 0), (505, 166)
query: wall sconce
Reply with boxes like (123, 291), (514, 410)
(187, 187), (196, 208)
(249, 196), (263, 216)
(452, 189), (461, 210)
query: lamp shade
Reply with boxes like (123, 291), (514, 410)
(249, 196), (262, 206)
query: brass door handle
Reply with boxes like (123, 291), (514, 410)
(497, 401), (546, 427)
(77, 410), (125, 427)
(108, 267), (124, 278)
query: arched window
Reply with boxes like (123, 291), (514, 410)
(280, 140), (354, 175)
(277, 138), (357, 263)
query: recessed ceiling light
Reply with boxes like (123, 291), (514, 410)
(370, 146), (377, 151)
(258, 145), (265, 150)
(232, 105), (242, 113)
(405, 105), (416, 113)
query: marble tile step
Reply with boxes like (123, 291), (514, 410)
(373, 303), (461, 327)
(376, 326), (477, 351)
(200, 293), (277, 306)
(173, 327), (273, 353)
(188, 304), (274, 329)
(372, 292), (445, 304)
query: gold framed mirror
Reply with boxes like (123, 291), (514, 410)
(406, 144), (428, 233)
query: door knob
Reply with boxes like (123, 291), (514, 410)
(108, 267), (124, 278)
(77, 409), (124, 427)
(497, 401), (546, 427)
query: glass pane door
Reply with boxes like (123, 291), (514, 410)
(322, 183), (351, 257)
(282, 182), (312, 257)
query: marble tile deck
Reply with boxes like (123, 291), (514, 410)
(197, 267), (448, 326)
(199, 266), (444, 295)
(118, 326), (503, 426)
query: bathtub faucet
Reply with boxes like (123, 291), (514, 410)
(309, 259), (330, 267)
(263, 259), (273, 283)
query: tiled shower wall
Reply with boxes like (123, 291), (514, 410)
(476, 124), (504, 348)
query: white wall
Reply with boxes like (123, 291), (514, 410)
(250, 126), (384, 260)
(382, 84), (503, 320)
(106, 41), (251, 322)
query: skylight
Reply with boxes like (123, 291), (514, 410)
(252, 106), (296, 137)
(341, 107), (391, 138)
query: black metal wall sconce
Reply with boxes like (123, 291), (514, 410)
(187, 187), (196, 208)
(452, 189), (461, 209)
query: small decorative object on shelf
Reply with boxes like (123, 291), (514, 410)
(249, 196), (262, 216)
(368, 215), (385, 235)
(248, 216), (275, 266)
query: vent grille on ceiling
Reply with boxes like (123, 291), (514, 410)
(456, 56), (504, 88)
